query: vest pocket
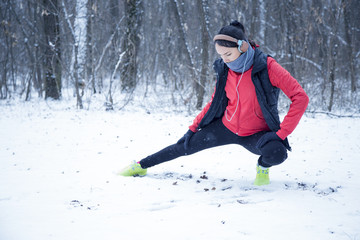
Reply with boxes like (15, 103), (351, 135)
(254, 98), (265, 120)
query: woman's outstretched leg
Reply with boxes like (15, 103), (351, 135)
(140, 119), (238, 169)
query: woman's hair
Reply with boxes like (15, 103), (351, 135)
(215, 20), (256, 48)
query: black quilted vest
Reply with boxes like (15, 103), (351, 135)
(197, 47), (291, 151)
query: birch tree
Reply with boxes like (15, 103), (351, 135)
(73, 0), (88, 108)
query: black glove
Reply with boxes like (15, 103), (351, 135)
(256, 132), (282, 149)
(177, 130), (195, 151)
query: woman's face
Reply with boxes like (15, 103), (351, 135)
(215, 41), (249, 63)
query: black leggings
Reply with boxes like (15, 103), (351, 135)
(140, 119), (287, 169)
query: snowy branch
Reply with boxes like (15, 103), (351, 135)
(94, 16), (125, 75)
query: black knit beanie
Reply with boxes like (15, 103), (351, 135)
(215, 20), (247, 48)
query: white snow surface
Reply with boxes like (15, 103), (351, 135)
(0, 100), (359, 240)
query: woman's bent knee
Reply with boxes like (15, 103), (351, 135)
(259, 141), (288, 167)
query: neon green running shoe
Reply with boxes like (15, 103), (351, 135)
(254, 165), (270, 186)
(119, 161), (147, 177)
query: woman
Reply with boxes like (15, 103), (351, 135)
(119, 21), (309, 186)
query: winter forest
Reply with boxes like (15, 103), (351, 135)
(1, 1), (360, 239)
(1, 0), (359, 113)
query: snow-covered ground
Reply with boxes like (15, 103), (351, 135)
(0, 100), (359, 240)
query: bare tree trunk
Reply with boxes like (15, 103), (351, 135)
(120, 0), (141, 92)
(74, 44), (84, 109)
(328, 43), (337, 112)
(0, 5), (10, 99)
(196, 0), (210, 109)
(327, 1), (342, 112)
(86, 0), (96, 94)
(289, 1), (297, 77)
(32, 0), (43, 97)
(343, 0), (356, 93)
(0, 58), (8, 99)
(43, 0), (61, 100)
(258, 0), (265, 45)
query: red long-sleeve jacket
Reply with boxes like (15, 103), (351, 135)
(189, 57), (309, 140)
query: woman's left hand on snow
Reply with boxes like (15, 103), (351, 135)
(177, 130), (195, 151)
